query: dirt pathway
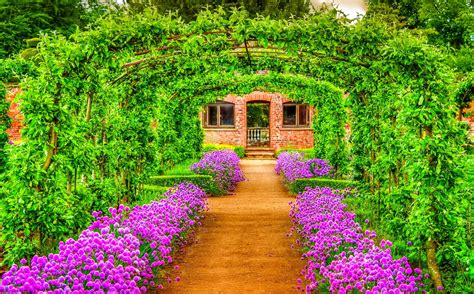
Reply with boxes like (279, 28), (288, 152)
(160, 160), (305, 293)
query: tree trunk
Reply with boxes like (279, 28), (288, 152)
(42, 84), (61, 172)
(85, 92), (93, 122)
(424, 124), (444, 291)
(42, 128), (57, 170)
(427, 239), (444, 292)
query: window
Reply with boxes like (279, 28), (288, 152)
(283, 103), (309, 127)
(204, 102), (235, 127)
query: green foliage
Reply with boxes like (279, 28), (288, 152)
(368, 0), (474, 48)
(453, 72), (474, 118)
(147, 175), (217, 195)
(307, 83), (347, 178)
(233, 146), (245, 159)
(202, 144), (245, 158)
(0, 21), (203, 264)
(124, 0), (310, 21)
(246, 103), (269, 127)
(134, 184), (168, 206)
(164, 159), (197, 176)
(346, 29), (470, 290)
(289, 178), (358, 194)
(276, 147), (315, 159)
(0, 7), (469, 290)
(0, 0), (113, 58)
(0, 58), (36, 83)
(454, 45), (474, 73)
(0, 83), (8, 172)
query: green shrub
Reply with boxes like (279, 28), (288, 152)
(134, 185), (169, 206)
(202, 144), (245, 158)
(276, 147), (316, 159)
(164, 159), (197, 176)
(0, 83), (9, 173)
(232, 146), (245, 158)
(289, 178), (359, 194)
(147, 175), (218, 195)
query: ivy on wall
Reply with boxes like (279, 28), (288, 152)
(0, 83), (9, 172)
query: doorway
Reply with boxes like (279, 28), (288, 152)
(246, 102), (270, 147)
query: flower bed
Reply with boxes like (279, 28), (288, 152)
(290, 187), (425, 293)
(0, 182), (207, 292)
(275, 151), (332, 183)
(191, 150), (245, 195)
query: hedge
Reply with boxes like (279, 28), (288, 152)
(202, 144), (245, 158)
(275, 147), (316, 159)
(289, 178), (359, 194)
(142, 185), (170, 192)
(147, 175), (217, 195)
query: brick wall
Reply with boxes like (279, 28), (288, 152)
(6, 88), (472, 148)
(463, 101), (474, 139)
(5, 87), (23, 143)
(203, 91), (314, 150)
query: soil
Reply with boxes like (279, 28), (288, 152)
(159, 159), (306, 293)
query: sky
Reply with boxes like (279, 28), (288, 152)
(311, 0), (367, 19)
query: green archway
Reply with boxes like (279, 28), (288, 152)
(0, 8), (468, 290)
(175, 72), (347, 175)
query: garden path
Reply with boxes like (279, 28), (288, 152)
(160, 159), (305, 293)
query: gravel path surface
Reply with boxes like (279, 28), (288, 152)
(160, 159), (305, 293)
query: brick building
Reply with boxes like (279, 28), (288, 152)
(5, 87), (23, 143)
(201, 91), (314, 151)
(4, 89), (473, 149)
(463, 101), (474, 139)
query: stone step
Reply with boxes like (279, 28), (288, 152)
(245, 147), (275, 152)
(245, 151), (275, 159)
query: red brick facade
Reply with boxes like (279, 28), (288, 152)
(202, 91), (314, 150)
(4, 89), (473, 148)
(5, 87), (23, 143)
(463, 101), (474, 139)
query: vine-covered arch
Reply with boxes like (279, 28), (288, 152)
(0, 8), (469, 290)
(176, 72), (347, 175)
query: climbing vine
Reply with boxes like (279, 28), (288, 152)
(0, 7), (470, 291)
(0, 83), (9, 173)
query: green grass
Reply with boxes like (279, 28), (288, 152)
(164, 159), (197, 176)
(132, 185), (170, 206)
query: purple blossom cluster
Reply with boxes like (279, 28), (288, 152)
(290, 187), (424, 293)
(191, 150), (245, 195)
(275, 152), (333, 182)
(0, 182), (207, 292)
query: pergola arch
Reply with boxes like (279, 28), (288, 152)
(1, 9), (466, 289)
(181, 72), (347, 174)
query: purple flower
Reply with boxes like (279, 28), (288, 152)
(191, 150), (244, 194)
(275, 152), (333, 182)
(0, 183), (208, 292)
(289, 187), (424, 292)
